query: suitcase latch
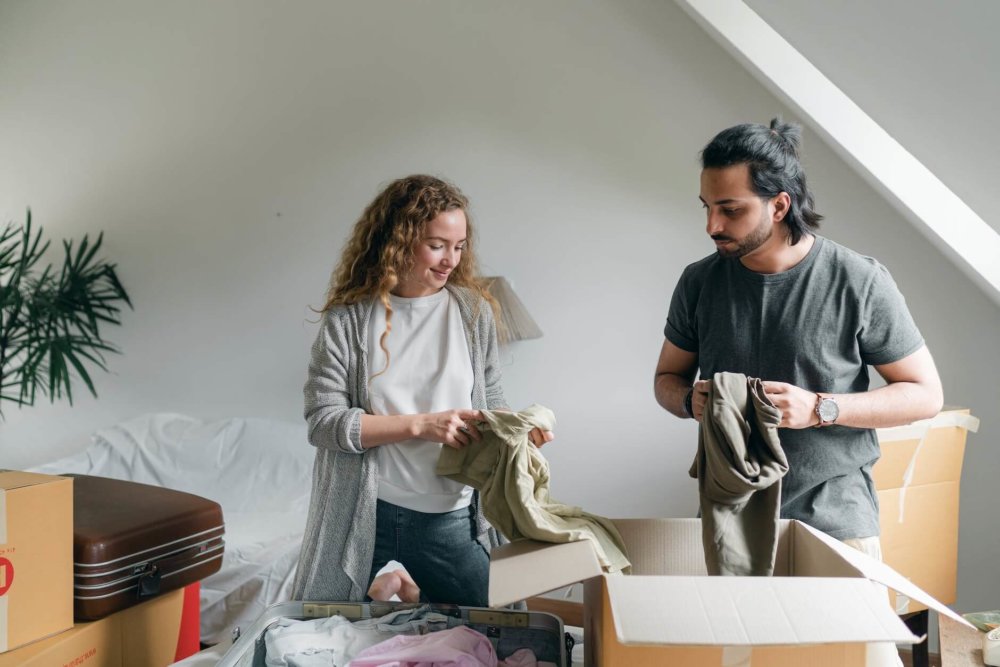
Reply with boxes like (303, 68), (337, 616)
(467, 610), (529, 627)
(136, 565), (161, 598)
(303, 603), (364, 620)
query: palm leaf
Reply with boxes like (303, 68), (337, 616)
(61, 347), (97, 398)
(0, 210), (130, 416)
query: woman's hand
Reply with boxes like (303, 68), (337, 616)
(528, 428), (555, 447)
(415, 409), (484, 449)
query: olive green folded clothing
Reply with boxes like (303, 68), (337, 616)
(436, 404), (631, 573)
(689, 372), (786, 576)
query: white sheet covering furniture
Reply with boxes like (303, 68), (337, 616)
(28, 413), (314, 645)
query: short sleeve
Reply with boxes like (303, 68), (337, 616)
(664, 268), (699, 353)
(858, 264), (924, 366)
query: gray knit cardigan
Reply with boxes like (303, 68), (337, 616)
(291, 285), (509, 601)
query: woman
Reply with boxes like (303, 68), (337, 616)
(292, 174), (551, 606)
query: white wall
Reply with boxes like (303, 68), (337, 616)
(1, 0), (997, 622)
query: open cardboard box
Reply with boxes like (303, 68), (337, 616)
(874, 407), (978, 614)
(490, 518), (976, 666)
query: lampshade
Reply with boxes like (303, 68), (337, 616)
(483, 276), (542, 343)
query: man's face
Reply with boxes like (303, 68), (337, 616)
(699, 164), (774, 259)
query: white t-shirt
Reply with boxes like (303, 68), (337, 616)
(368, 289), (474, 513)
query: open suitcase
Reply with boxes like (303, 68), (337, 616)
(217, 600), (570, 667)
(70, 473), (225, 620)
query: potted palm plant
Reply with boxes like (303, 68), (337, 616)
(0, 210), (132, 417)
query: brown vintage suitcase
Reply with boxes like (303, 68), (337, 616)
(70, 473), (225, 620)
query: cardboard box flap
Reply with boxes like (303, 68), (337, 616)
(0, 470), (69, 491)
(798, 522), (975, 630)
(786, 520), (867, 578)
(605, 575), (918, 645)
(876, 409), (979, 443)
(488, 538), (602, 607)
(612, 518), (708, 575)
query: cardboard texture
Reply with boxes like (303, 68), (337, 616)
(0, 587), (185, 667)
(0, 471), (74, 654)
(874, 407), (979, 613)
(489, 518), (975, 667)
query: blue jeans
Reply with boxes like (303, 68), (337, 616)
(368, 499), (490, 607)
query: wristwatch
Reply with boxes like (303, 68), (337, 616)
(815, 394), (840, 426)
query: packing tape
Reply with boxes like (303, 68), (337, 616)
(896, 421), (932, 523)
(985, 627), (1000, 667)
(877, 412), (980, 523)
(721, 646), (752, 667)
(875, 412), (980, 443)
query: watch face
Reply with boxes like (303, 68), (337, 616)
(818, 398), (839, 423)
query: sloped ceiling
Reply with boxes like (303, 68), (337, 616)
(677, 0), (1000, 307)
(745, 0), (1000, 236)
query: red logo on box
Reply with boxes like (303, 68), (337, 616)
(0, 557), (12, 596)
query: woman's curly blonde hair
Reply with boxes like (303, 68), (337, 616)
(322, 174), (500, 377)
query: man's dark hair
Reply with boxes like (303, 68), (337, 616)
(701, 117), (823, 245)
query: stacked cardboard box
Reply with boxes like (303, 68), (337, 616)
(0, 587), (185, 667)
(0, 471), (73, 653)
(0, 471), (193, 666)
(874, 407), (979, 613)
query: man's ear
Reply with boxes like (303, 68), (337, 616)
(772, 192), (791, 223)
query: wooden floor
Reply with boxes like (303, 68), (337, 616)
(900, 648), (942, 667)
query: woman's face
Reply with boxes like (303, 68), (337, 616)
(394, 208), (468, 298)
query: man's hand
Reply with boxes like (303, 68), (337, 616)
(762, 381), (818, 429)
(690, 379), (712, 422)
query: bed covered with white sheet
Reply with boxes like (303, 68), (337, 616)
(29, 413), (313, 645)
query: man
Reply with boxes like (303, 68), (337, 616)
(654, 118), (943, 558)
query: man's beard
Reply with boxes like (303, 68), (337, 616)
(715, 212), (772, 259)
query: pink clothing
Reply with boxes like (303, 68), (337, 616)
(346, 625), (539, 667)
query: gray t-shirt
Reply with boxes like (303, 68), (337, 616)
(665, 235), (924, 539)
